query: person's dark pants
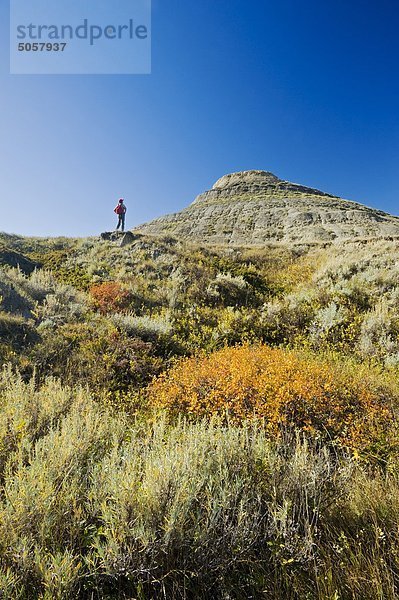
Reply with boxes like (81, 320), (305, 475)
(116, 214), (125, 232)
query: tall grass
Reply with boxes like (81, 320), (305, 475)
(0, 369), (398, 598)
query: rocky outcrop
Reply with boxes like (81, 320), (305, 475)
(100, 231), (137, 246)
(136, 170), (399, 246)
(119, 232), (136, 247)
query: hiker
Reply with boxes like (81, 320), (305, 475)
(114, 198), (127, 232)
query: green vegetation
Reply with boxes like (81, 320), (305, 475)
(1, 370), (399, 599)
(1, 231), (399, 597)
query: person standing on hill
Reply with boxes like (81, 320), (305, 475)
(114, 198), (127, 232)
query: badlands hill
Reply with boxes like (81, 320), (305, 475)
(137, 170), (399, 245)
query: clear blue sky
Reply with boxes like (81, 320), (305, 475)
(1, 0), (399, 237)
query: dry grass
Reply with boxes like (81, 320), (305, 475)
(0, 369), (398, 598)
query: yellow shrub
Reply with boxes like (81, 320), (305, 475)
(148, 344), (394, 450)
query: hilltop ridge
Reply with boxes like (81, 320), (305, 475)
(137, 170), (399, 245)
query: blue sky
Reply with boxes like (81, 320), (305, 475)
(1, 0), (399, 237)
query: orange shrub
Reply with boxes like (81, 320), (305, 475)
(148, 344), (394, 450)
(89, 282), (132, 314)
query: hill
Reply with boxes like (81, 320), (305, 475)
(2, 193), (399, 598)
(137, 170), (399, 245)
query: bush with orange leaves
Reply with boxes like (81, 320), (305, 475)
(89, 281), (132, 314)
(148, 344), (397, 452)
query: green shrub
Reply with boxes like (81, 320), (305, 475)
(28, 320), (163, 399)
(206, 272), (251, 306)
(0, 312), (39, 351)
(0, 269), (34, 318)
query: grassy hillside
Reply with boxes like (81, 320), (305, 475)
(1, 231), (399, 598)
